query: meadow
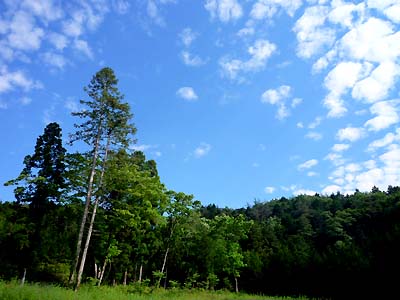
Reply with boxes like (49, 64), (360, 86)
(0, 281), (314, 300)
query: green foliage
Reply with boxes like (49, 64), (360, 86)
(2, 69), (400, 299)
(0, 281), (307, 300)
(70, 67), (136, 149)
(5, 122), (67, 206)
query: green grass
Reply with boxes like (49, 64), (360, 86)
(0, 281), (312, 300)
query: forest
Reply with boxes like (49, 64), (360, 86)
(1, 68), (399, 299)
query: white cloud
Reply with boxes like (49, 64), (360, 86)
(205, 0), (243, 22)
(345, 163), (361, 173)
(237, 27), (255, 37)
(0, 41), (14, 61)
(43, 105), (56, 125)
(181, 51), (206, 67)
(364, 101), (399, 132)
(323, 93), (348, 118)
(194, 143), (211, 158)
(42, 52), (67, 69)
(261, 85), (291, 105)
(293, 189), (317, 196)
(325, 142), (400, 194)
(48, 32), (68, 50)
(176, 87), (198, 101)
(246, 39), (277, 71)
(340, 17), (400, 63)
(62, 13), (84, 37)
(8, 11), (44, 51)
(276, 104), (289, 120)
(298, 159), (318, 170)
(74, 39), (93, 59)
(367, 129), (400, 152)
(130, 144), (157, 152)
(297, 122), (304, 128)
(251, 1), (274, 19)
(293, 5), (336, 58)
(112, 0), (130, 14)
(367, 0), (398, 11)
(147, 0), (165, 26)
(352, 62), (400, 103)
(308, 116), (322, 129)
(64, 99), (79, 112)
(250, 0), (303, 20)
(332, 143), (350, 152)
(291, 97), (303, 108)
(305, 131), (323, 140)
(384, 4), (400, 23)
(261, 85), (292, 120)
(325, 153), (345, 166)
(307, 171), (318, 177)
(219, 59), (242, 80)
(325, 62), (371, 100)
(22, 0), (63, 22)
(180, 28), (197, 47)
(264, 186), (275, 194)
(322, 185), (341, 195)
(328, 1), (365, 28)
(220, 39), (276, 80)
(367, 0), (400, 23)
(336, 126), (365, 142)
(0, 67), (42, 94)
(323, 61), (371, 117)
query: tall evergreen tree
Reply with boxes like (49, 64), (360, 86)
(69, 67), (136, 290)
(5, 122), (67, 273)
(6, 122), (66, 209)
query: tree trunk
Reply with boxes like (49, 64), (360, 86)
(157, 223), (175, 288)
(75, 137), (110, 291)
(163, 268), (167, 289)
(138, 264), (143, 283)
(157, 247), (169, 288)
(123, 269), (128, 286)
(94, 262), (98, 279)
(20, 268), (26, 286)
(97, 259), (107, 286)
(69, 125), (102, 285)
(234, 276), (239, 293)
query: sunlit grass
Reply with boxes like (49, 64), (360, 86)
(0, 281), (312, 300)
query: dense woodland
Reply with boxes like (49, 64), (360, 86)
(1, 68), (399, 299)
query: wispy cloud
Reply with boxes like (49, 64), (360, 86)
(264, 186), (275, 194)
(176, 87), (198, 101)
(261, 85), (292, 120)
(205, 0), (243, 23)
(220, 39), (276, 80)
(179, 27), (197, 47)
(0, 67), (42, 94)
(298, 159), (318, 171)
(181, 51), (206, 67)
(305, 131), (323, 141)
(336, 126), (365, 142)
(194, 143), (212, 158)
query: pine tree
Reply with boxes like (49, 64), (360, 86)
(69, 67), (136, 290)
(5, 122), (67, 270)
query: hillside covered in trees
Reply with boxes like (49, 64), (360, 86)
(1, 68), (399, 299)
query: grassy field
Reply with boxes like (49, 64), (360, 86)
(0, 281), (313, 300)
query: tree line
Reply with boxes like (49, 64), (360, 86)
(1, 68), (399, 299)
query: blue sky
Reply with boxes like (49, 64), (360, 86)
(1, 0), (400, 208)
